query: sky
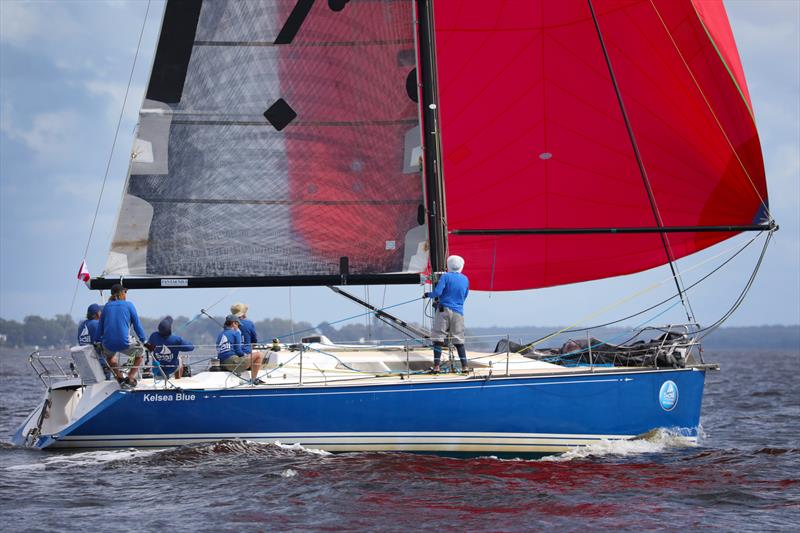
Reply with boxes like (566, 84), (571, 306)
(0, 0), (798, 334)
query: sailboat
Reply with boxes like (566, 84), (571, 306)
(14, 0), (775, 454)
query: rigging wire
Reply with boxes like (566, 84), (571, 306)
(521, 229), (771, 349)
(648, 0), (773, 221)
(68, 0), (152, 317)
(696, 230), (774, 339)
(586, 0), (695, 324)
(288, 287), (296, 343)
(272, 296), (423, 342)
(551, 230), (765, 336)
(365, 286), (371, 340)
(521, 230), (773, 354)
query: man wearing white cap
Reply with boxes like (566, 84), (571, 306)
(424, 255), (470, 373)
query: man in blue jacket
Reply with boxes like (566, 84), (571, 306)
(217, 314), (264, 383)
(148, 316), (194, 379)
(77, 303), (112, 379)
(231, 302), (266, 366)
(425, 255), (469, 374)
(98, 284), (146, 389)
(77, 303), (102, 345)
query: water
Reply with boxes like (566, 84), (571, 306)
(1, 350), (798, 531)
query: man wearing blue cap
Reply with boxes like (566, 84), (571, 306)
(77, 303), (111, 379)
(148, 316), (194, 379)
(217, 314), (265, 384)
(77, 303), (102, 346)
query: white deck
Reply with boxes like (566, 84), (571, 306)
(135, 342), (618, 391)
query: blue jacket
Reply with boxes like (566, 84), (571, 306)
(428, 272), (469, 315)
(239, 319), (258, 354)
(98, 300), (146, 352)
(77, 319), (101, 346)
(148, 332), (194, 375)
(216, 328), (243, 361)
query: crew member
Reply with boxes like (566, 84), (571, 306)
(97, 283), (146, 389)
(217, 314), (264, 383)
(424, 255), (469, 374)
(230, 302), (267, 366)
(77, 303), (102, 345)
(148, 316), (194, 379)
(77, 303), (111, 380)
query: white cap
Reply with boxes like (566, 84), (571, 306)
(447, 255), (465, 273)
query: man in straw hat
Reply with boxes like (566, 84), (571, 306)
(424, 255), (470, 374)
(230, 302), (266, 368)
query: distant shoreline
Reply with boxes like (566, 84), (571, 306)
(1, 316), (797, 352)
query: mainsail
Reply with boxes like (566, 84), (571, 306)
(103, 0), (427, 285)
(433, 0), (770, 290)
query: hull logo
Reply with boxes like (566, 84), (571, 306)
(659, 380), (678, 411)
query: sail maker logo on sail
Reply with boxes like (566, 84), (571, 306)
(659, 381), (679, 411)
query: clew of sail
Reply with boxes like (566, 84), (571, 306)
(103, 0), (427, 283)
(432, 0), (770, 291)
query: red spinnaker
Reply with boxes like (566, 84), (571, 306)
(433, 0), (768, 291)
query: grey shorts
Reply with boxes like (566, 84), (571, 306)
(433, 307), (465, 344)
(221, 355), (252, 372)
(102, 342), (144, 362)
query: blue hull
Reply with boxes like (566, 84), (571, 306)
(20, 368), (706, 454)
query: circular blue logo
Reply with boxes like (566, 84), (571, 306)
(659, 380), (679, 411)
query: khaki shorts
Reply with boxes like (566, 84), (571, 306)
(102, 342), (144, 362)
(221, 355), (252, 372)
(433, 307), (465, 344)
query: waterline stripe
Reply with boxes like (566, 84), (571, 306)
(62, 431), (635, 441)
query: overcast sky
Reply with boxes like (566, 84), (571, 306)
(0, 0), (798, 335)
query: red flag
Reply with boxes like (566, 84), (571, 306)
(77, 260), (90, 285)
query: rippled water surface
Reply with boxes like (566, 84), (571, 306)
(1, 350), (798, 531)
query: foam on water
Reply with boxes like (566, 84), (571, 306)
(5, 463), (46, 472)
(541, 428), (697, 462)
(272, 441), (331, 456)
(3, 448), (161, 472)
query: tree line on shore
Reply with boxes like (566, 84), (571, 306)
(1, 315), (797, 351)
(0, 314), (406, 351)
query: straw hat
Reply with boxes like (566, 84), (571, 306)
(230, 302), (248, 317)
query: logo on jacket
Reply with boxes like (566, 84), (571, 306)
(659, 380), (678, 411)
(218, 336), (230, 354)
(154, 344), (172, 362)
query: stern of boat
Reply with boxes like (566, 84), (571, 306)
(12, 345), (120, 449)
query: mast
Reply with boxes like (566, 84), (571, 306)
(416, 0), (447, 274)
